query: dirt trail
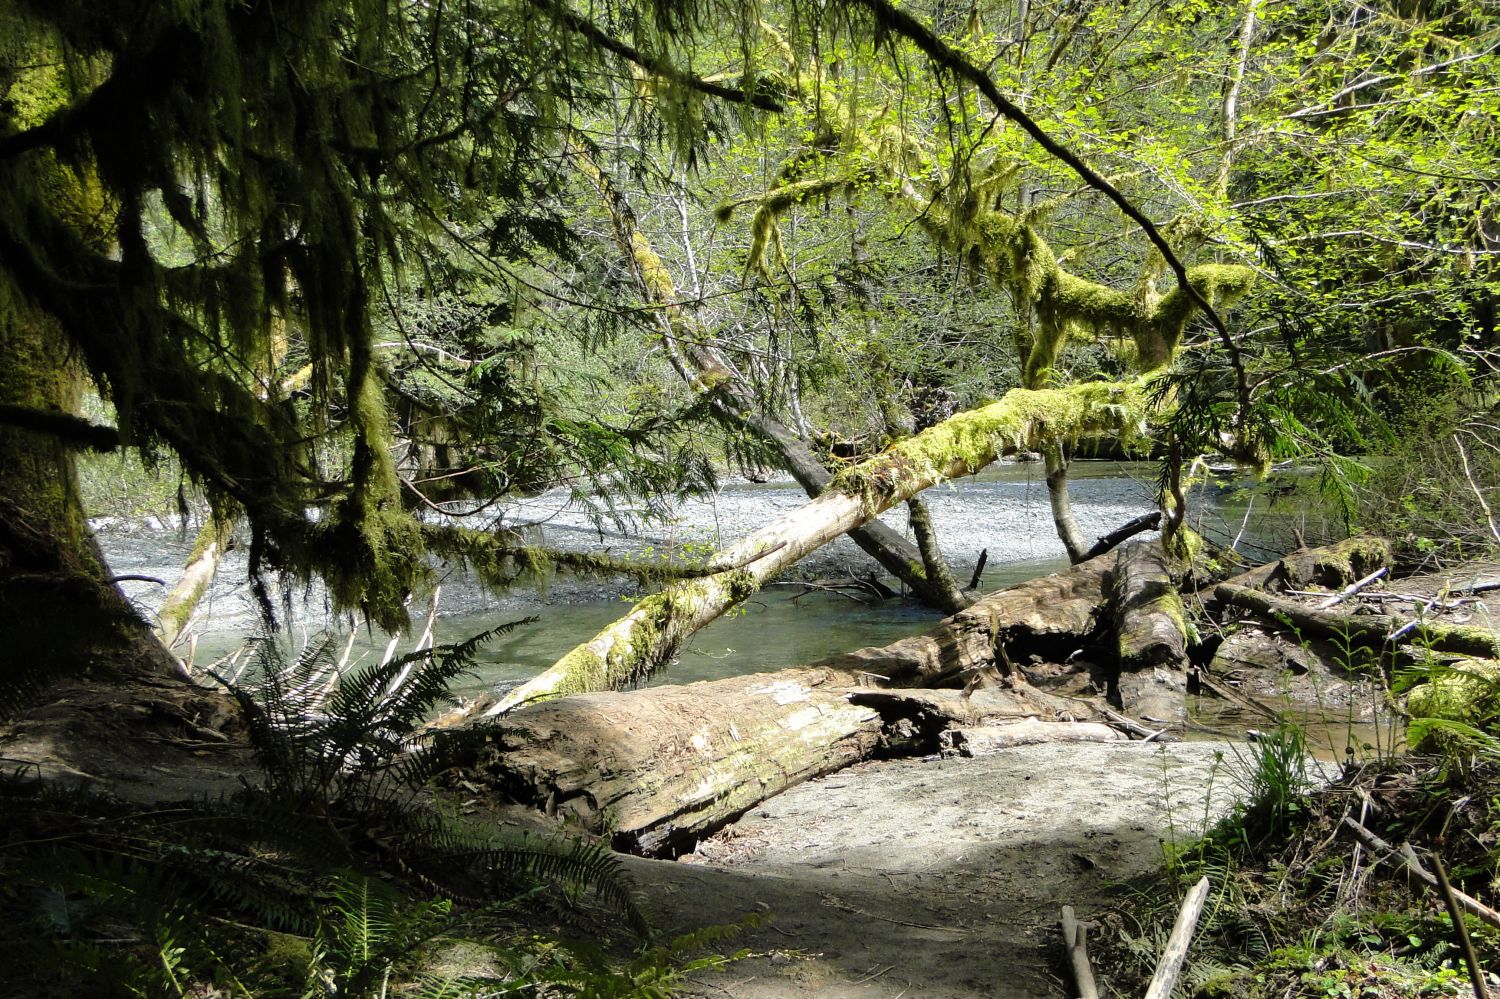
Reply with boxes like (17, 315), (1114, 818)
(624, 741), (1245, 998)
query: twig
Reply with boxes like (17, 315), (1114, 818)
(1339, 817), (1500, 931)
(1455, 433), (1500, 546)
(1317, 567), (1388, 608)
(1059, 905), (1100, 999)
(106, 574), (167, 586)
(1431, 849), (1491, 999)
(1145, 876), (1211, 999)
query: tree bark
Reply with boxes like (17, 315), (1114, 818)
(0, 303), (181, 714)
(471, 382), (1145, 716)
(1112, 540), (1191, 724)
(1215, 583), (1500, 658)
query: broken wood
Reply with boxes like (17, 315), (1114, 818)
(1144, 876), (1211, 999)
(1340, 817), (1500, 931)
(469, 667), (885, 856)
(465, 668), (1080, 856)
(1216, 583), (1500, 658)
(939, 720), (1122, 756)
(816, 552), (1113, 688)
(1316, 566), (1388, 608)
(1059, 905), (1100, 999)
(1113, 540), (1190, 724)
(1216, 536), (1393, 593)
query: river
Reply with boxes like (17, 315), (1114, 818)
(95, 460), (1341, 701)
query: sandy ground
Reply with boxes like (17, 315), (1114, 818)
(623, 741), (1245, 999)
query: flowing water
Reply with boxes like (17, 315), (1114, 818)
(95, 460), (1346, 701)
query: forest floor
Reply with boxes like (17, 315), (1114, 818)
(622, 740), (1257, 998)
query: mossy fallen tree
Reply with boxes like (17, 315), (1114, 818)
(462, 380), (1150, 718)
(1214, 583), (1500, 658)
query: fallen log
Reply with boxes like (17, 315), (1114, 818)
(1216, 536), (1393, 593)
(813, 552), (1113, 687)
(466, 668), (1079, 856)
(939, 720), (1122, 756)
(1113, 540), (1190, 724)
(1215, 583), (1500, 658)
(469, 667), (882, 856)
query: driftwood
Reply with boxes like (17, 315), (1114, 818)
(939, 720), (1121, 756)
(1216, 583), (1500, 658)
(1216, 536), (1393, 593)
(1059, 905), (1100, 999)
(1144, 876), (1211, 999)
(468, 669), (1089, 856)
(470, 667), (883, 856)
(1113, 540), (1190, 724)
(1340, 817), (1500, 931)
(818, 552), (1112, 687)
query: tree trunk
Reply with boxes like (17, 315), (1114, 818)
(0, 302), (181, 713)
(465, 674), (1099, 856)
(471, 381), (1146, 716)
(154, 518), (233, 651)
(1112, 540), (1191, 724)
(1043, 442), (1089, 562)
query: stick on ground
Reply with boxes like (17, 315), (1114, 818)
(1059, 905), (1099, 999)
(1144, 876), (1211, 999)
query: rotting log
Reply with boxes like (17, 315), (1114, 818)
(464, 670), (1098, 856)
(474, 381), (1148, 717)
(467, 667), (882, 856)
(1215, 583), (1500, 658)
(939, 720), (1122, 756)
(1113, 540), (1190, 724)
(812, 551), (1114, 687)
(1216, 536), (1393, 593)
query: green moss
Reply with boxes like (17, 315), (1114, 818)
(832, 380), (1148, 511)
(1287, 536), (1394, 588)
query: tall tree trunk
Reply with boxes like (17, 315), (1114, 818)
(577, 150), (970, 613)
(1043, 441), (1089, 562)
(475, 380), (1147, 716)
(0, 303), (180, 712)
